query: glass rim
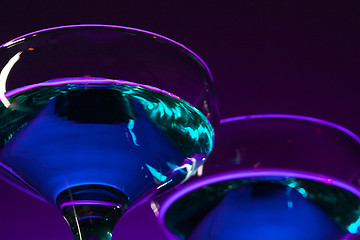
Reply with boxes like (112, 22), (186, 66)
(220, 114), (360, 143)
(0, 24), (213, 83)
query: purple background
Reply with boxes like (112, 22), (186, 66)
(1, 1), (360, 239)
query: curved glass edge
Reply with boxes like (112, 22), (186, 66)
(0, 164), (47, 203)
(220, 114), (360, 144)
(0, 24), (213, 83)
(158, 169), (360, 240)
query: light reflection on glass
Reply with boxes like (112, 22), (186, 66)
(0, 52), (22, 108)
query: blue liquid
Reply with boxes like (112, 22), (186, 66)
(188, 183), (343, 240)
(0, 79), (214, 207)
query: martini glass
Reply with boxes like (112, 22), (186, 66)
(0, 25), (218, 240)
(157, 114), (360, 240)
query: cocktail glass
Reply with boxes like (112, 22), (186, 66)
(0, 24), (218, 240)
(157, 114), (360, 240)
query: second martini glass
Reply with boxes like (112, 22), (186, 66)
(0, 25), (218, 240)
(158, 115), (360, 240)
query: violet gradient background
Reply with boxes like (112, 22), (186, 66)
(1, 1), (360, 239)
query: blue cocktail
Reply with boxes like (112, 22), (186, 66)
(0, 25), (218, 240)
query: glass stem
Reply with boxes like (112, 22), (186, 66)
(63, 203), (123, 240)
(56, 185), (129, 240)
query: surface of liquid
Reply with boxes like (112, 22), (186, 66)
(0, 78), (214, 207)
(163, 175), (360, 239)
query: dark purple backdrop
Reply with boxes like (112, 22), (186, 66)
(1, 1), (360, 239)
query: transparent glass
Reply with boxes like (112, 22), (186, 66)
(157, 114), (360, 240)
(0, 24), (218, 240)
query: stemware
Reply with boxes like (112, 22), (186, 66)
(0, 24), (218, 240)
(157, 114), (360, 240)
